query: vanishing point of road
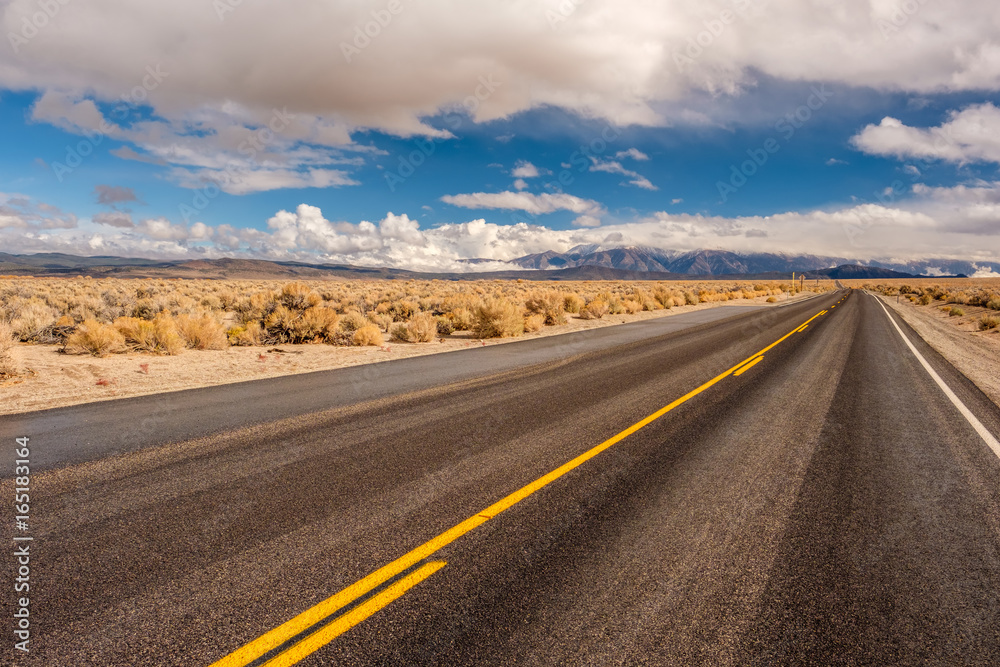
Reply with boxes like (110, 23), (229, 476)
(2, 289), (999, 665)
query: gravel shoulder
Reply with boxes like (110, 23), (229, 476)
(875, 292), (1000, 406)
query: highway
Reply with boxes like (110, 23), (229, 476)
(2, 289), (1000, 665)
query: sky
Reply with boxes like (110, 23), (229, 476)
(1, 0), (999, 272)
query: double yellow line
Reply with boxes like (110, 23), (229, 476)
(211, 302), (833, 667)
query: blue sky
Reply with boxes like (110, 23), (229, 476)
(2, 0), (999, 271)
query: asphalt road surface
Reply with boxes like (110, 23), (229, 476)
(3, 289), (1000, 665)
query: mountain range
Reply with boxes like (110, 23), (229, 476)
(0, 248), (991, 280)
(502, 246), (993, 277)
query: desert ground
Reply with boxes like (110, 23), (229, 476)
(1, 277), (830, 414)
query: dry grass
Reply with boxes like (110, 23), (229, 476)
(0, 276), (833, 359)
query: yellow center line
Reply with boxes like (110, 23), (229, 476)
(209, 303), (833, 667)
(733, 355), (764, 376)
(261, 561), (447, 667)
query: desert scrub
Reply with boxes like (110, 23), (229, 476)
(227, 322), (266, 346)
(0, 321), (18, 377)
(435, 316), (455, 335)
(352, 323), (384, 346)
(523, 313), (545, 332)
(979, 315), (1000, 331)
(279, 282), (321, 310)
(948, 307), (965, 317)
(64, 319), (126, 356)
(473, 297), (524, 338)
(114, 315), (184, 355)
(579, 299), (609, 320)
(391, 312), (437, 342)
(564, 293), (584, 314)
(766, 296), (777, 303)
(174, 313), (228, 350)
(524, 291), (568, 325)
(337, 311), (369, 333)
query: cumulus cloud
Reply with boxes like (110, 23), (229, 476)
(511, 160), (541, 178)
(94, 185), (140, 206)
(4, 0), (998, 165)
(6, 178), (1000, 268)
(851, 103), (1000, 164)
(0, 194), (77, 231)
(93, 211), (135, 228)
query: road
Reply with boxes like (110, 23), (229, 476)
(2, 289), (1000, 665)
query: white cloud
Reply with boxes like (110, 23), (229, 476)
(512, 179), (529, 191)
(851, 103), (1000, 164)
(511, 160), (541, 178)
(441, 190), (605, 217)
(3, 0), (998, 162)
(5, 182), (1000, 270)
(589, 158), (657, 190)
(615, 148), (649, 161)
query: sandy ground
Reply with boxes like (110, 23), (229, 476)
(0, 293), (815, 415)
(877, 293), (1000, 406)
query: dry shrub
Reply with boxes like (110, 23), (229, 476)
(622, 298), (643, 314)
(338, 311), (368, 333)
(436, 317), (455, 335)
(228, 322), (266, 346)
(64, 319), (126, 356)
(579, 299), (609, 320)
(524, 291), (568, 325)
(474, 297), (524, 338)
(979, 315), (1000, 330)
(523, 313), (545, 332)
(114, 315), (184, 355)
(352, 323), (384, 346)
(279, 282), (321, 310)
(296, 306), (340, 342)
(447, 307), (475, 331)
(367, 312), (393, 332)
(564, 293), (584, 314)
(391, 312), (437, 342)
(766, 296), (777, 303)
(175, 313), (228, 350)
(237, 291), (278, 323)
(0, 321), (18, 377)
(10, 299), (57, 341)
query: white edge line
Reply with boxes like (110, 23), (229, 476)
(871, 293), (1000, 460)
